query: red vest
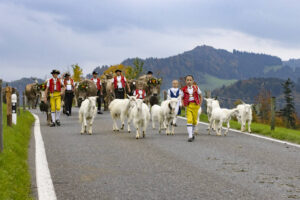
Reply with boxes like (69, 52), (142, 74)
(64, 78), (74, 89)
(135, 89), (146, 99)
(49, 78), (62, 93)
(182, 85), (200, 106)
(114, 76), (126, 89)
(91, 78), (101, 90)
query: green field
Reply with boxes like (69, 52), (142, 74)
(0, 105), (34, 200)
(200, 74), (237, 91)
(181, 108), (300, 145)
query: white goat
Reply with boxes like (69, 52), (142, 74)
(161, 97), (180, 135)
(209, 100), (239, 136)
(204, 98), (219, 130)
(109, 95), (137, 132)
(79, 96), (98, 135)
(236, 103), (253, 133)
(151, 105), (164, 133)
(128, 99), (150, 139)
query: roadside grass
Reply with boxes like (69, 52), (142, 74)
(180, 107), (300, 145)
(0, 104), (35, 200)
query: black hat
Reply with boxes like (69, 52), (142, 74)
(115, 69), (122, 73)
(64, 73), (71, 77)
(92, 71), (98, 75)
(147, 71), (153, 75)
(51, 69), (60, 75)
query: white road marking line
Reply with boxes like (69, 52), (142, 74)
(33, 114), (57, 200)
(177, 116), (300, 148)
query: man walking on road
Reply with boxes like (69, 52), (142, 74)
(91, 71), (103, 114)
(112, 69), (130, 99)
(63, 73), (74, 116)
(44, 69), (65, 127)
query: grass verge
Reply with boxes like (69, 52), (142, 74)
(180, 107), (300, 145)
(0, 104), (35, 200)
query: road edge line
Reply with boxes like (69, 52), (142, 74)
(33, 114), (57, 200)
(177, 116), (300, 148)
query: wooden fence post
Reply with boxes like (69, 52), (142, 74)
(0, 79), (3, 152)
(270, 96), (276, 131)
(22, 91), (26, 111)
(6, 86), (12, 127)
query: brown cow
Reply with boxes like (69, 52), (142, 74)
(137, 75), (162, 106)
(75, 79), (97, 107)
(39, 89), (51, 125)
(101, 73), (115, 111)
(25, 82), (40, 109)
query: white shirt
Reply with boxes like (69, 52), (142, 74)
(117, 76), (126, 88)
(92, 78), (101, 86)
(65, 79), (73, 91)
(46, 78), (64, 91)
(187, 86), (201, 101)
(133, 89), (146, 99)
(168, 88), (183, 99)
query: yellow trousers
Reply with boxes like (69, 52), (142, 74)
(186, 103), (200, 125)
(50, 92), (61, 112)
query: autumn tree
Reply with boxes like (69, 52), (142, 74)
(72, 64), (83, 82)
(126, 58), (144, 79)
(255, 89), (271, 123)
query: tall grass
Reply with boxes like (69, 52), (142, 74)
(0, 104), (34, 200)
(180, 107), (300, 144)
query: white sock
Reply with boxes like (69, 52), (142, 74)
(56, 111), (61, 121)
(51, 112), (56, 123)
(187, 125), (193, 138)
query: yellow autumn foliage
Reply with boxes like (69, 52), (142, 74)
(72, 64), (83, 82)
(102, 64), (133, 79)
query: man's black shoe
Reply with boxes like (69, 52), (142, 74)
(98, 111), (103, 114)
(188, 138), (193, 142)
(50, 122), (55, 127)
(66, 111), (70, 116)
(56, 120), (61, 126)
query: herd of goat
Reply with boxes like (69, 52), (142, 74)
(79, 95), (253, 139)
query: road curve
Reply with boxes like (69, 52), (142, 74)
(29, 109), (300, 200)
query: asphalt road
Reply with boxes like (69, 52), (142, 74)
(29, 108), (300, 200)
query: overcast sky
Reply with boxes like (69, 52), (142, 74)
(1, 0), (300, 81)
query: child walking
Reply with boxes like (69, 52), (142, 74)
(167, 80), (183, 126)
(181, 75), (202, 142)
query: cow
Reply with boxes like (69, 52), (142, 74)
(39, 89), (51, 125)
(137, 75), (161, 107)
(25, 81), (40, 109)
(75, 79), (97, 107)
(102, 75), (114, 111)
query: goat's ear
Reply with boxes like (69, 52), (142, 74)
(135, 94), (139, 99)
(127, 94), (131, 98)
(168, 102), (172, 110)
